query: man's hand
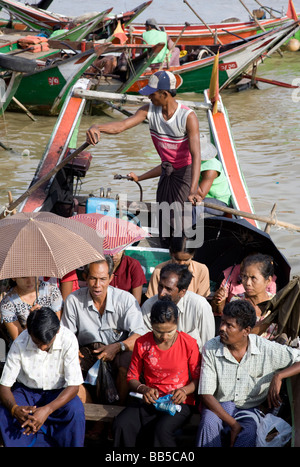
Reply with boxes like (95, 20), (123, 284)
(21, 406), (52, 435)
(127, 172), (139, 182)
(267, 373), (283, 408)
(188, 192), (202, 205)
(86, 125), (101, 145)
(93, 343), (120, 361)
(14, 405), (36, 426)
(230, 420), (243, 447)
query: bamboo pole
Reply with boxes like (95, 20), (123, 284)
(72, 89), (212, 112)
(0, 142), (89, 219)
(238, 0), (283, 56)
(12, 97), (36, 122)
(183, 0), (223, 45)
(201, 200), (300, 233)
(264, 203), (277, 233)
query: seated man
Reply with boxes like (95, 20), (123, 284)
(197, 300), (300, 447)
(143, 18), (180, 67)
(0, 307), (85, 447)
(61, 256), (146, 404)
(193, 134), (232, 222)
(142, 263), (215, 351)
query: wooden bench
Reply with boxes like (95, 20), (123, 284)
(84, 403), (125, 422)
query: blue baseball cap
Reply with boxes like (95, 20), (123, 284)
(139, 70), (177, 96)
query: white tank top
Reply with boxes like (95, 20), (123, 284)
(147, 102), (193, 169)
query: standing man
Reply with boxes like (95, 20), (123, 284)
(0, 307), (85, 447)
(141, 263), (215, 351)
(86, 70), (201, 247)
(61, 256), (146, 404)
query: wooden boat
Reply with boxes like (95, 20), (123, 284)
(128, 1), (300, 46)
(0, 0), (152, 42)
(2, 43), (110, 115)
(2, 40), (163, 115)
(13, 76), (300, 446)
(16, 76), (291, 288)
(127, 20), (300, 94)
(0, 51), (39, 115)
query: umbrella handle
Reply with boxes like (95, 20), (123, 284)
(114, 174), (143, 202)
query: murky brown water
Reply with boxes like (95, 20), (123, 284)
(0, 0), (300, 277)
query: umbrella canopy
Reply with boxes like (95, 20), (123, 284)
(71, 213), (149, 255)
(193, 217), (291, 291)
(0, 211), (104, 279)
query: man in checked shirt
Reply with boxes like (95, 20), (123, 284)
(196, 299), (300, 447)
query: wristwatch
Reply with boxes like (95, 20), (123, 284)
(119, 341), (126, 352)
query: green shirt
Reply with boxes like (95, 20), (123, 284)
(142, 29), (169, 64)
(199, 158), (231, 205)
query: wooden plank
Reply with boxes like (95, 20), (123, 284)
(84, 403), (125, 421)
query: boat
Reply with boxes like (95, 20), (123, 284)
(11, 72), (300, 446)
(1, 39), (163, 115)
(0, 0), (152, 43)
(0, 52), (37, 115)
(2, 43), (111, 115)
(127, 19), (300, 94)
(128, 0), (300, 46)
(16, 75), (291, 288)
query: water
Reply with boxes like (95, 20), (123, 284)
(0, 0), (300, 276)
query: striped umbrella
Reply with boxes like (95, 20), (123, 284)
(0, 211), (104, 280)
(71, 213), (149, 255)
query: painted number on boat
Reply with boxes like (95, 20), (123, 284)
(48, 77), (60, 85)
(219, 62), (237, 71)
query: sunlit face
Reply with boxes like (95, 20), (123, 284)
(13, 277), (36, 293)
(87, 262), (112, 301)
(157, 273), (185, 304)
(171, 251), (193, 265)
(219, 315), (249, 346)
(148, 90), (166, 106)
(152, 320), (177, 344)
(240, 263), (272, 297)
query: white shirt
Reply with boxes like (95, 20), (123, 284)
(0, 326), (83, 390)
(141, 291), (215, 351)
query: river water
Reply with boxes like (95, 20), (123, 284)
(0, 0), (300, 276)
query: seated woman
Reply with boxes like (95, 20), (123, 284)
(146, 235), (210, 299)
(212, 257), (277, 313)
(193, 134), (232, 222)
(0, 277), (62, 342)
(213, 254), (277, 339)
(113, 299), (201, 447)
(109, 251), (146, 305)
